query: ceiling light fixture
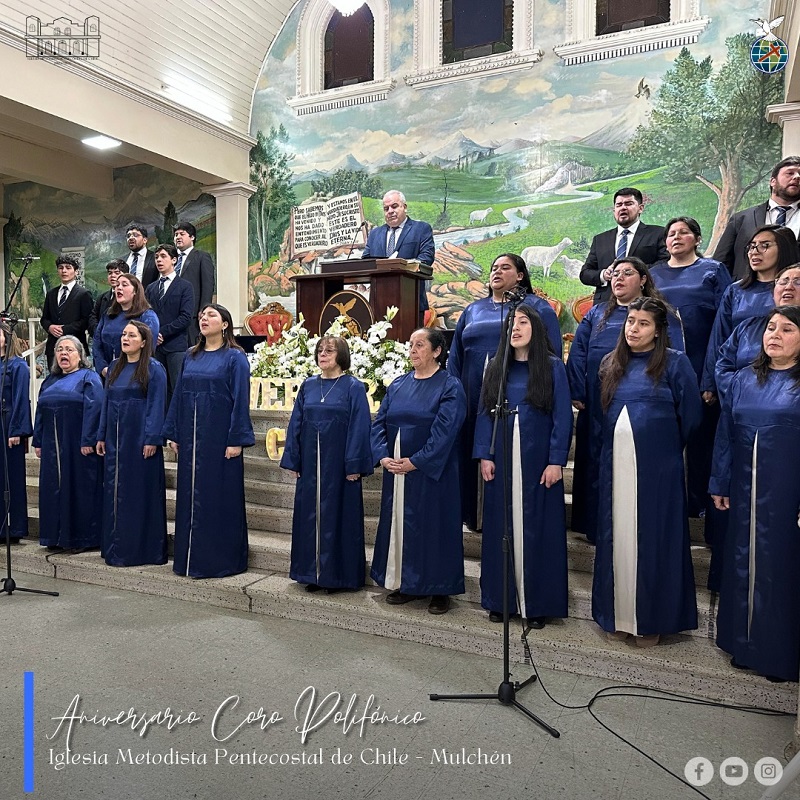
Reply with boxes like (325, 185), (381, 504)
(82, 135), (122, 150)
(329, 0), (365, 16)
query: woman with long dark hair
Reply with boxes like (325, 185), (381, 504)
(566, 256), (684, 543)
(33, 335), (103, 552)
(93, 273), (160, 378)
(474, 305), (572, 627)
(702, 225), (796, 396)
(96, 321), (168, 566)
(163, 304), (255, 578)
(281, 336), (373, 592)
(371, 327), (466, 615)
(593, 297), (702, 647)
(448, 253), (562, 531)
(711, 306), (800, 682)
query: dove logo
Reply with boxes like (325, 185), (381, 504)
(749, 16), (789, 74)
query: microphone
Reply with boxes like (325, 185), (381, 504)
(346, 220), (368, 260)
(503, 285), (528, 303)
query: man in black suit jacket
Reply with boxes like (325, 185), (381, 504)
(580, 187), (668, 304)
(362, 190), (435, 325)
(145, 244), (195, 404)
(713, 156), (800, 278)
(89, 259), (128, 338)
(173, 221), (215, 343)
(40, 255), (93, 369)
(124, 224), (157, 288)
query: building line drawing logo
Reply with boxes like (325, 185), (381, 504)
(25, 15), (100, 59)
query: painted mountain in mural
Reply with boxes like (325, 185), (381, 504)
(333, 153), (367, 172)
(578, 96), (652, 151)
(495, 138), (541, 154)
(421, 131), (495, 165)
(372, 150), (415, 168)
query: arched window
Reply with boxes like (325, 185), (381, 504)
(324, 7), (374, 89)
(442, 0), (512, 64)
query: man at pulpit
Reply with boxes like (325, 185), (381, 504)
(363, 190), (435, 326)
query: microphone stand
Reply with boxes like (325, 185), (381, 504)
(346, 220), (368, 260)
(430, 288), (558, 737)
(1, 254), (59, 597)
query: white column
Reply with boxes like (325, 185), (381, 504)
(766, 103), (800, 156)
(201, 181), (256, 328)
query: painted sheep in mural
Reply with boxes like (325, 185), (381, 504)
(521, 238), (573, 278)
(469, 207), (493, 225)
(558, 254), (584, 280)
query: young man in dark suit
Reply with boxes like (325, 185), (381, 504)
(88, 259), (128, 338)
(173, 221), (215, 343)
(145, 243), (194, 405)
(124, 225), (158, 288)
(580, 187), (668, 304)
(713, 156), (800, 279)
(40, 255), (93, 369)
(362, 190), (435, 325)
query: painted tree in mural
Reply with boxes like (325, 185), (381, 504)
(249, 125), (296, 265)
(628, 34), (783, 254)
(310, 170), (383, 199)
(155, 201), (178, 243)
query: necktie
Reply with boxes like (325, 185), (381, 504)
(776, 206), (791, 226)
(130, 252), (138, 277)
(58, 286), (68, 309)
(616, 228), (629, 260)
(176, 252), (185, 275)
(158, 276), (168, 299)
(387, 227), (398, 256)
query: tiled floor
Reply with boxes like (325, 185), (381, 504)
(2, 571), (798, 800)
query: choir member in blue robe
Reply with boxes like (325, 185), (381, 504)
(593, 298), (702, 647)
(474, 305), (572, 627)
(0, 326), (32, 542)
(163, 304), (255, 578)
(33, 335), (103, 551)
(371, 328), (467, 615)
(96, 321), (168, 566)
(702, 225), (796, 394)
(93, 273), (159, 378)
(447, 253), (561, 531)
(715, 266), (800, 404)
(281, 336), (373, 592)
(710, 306), (800, 682)
(566, 257), (684, 543)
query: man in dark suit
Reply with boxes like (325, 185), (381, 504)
(713, 156), (800, 279)
(40, 255), (93, 369)
(362, 190), (435, 325)
(124, 225), (157, 288)
(173, 221), (215, 343)
(580, 187), (668, 304)
(89, 259), (128, 338)
(145, 243), (194, 404)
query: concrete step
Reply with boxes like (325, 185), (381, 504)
(9, 541), (794, 714)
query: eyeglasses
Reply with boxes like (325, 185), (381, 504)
(776, 277), (800, 288)
(318, 348), (338, 355)
(55, 347), (78, 354)
(610, 268), (638, 278)
(746, 242), (774, 253)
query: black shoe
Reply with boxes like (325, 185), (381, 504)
(326, 587), (348, 595)
(730, 657), (749, 671)
(304, 583), (322, 593)
(766, 675), (788, 683)
(489, 611), (503, 623)
(386, 591), (417, 605)
(527, 617), (546, 629)
(428, 595), (450, 615)
(45, 545), (64, 552)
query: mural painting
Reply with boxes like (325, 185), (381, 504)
(249, 0), (782, 333)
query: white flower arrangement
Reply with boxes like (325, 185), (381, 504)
(248, 306), (410, 401)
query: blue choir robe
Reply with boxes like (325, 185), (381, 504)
(370, 370), (467, 595)
(651, 258), (732, 526)
(162, 348), (255, 578)
(566, 302), (685, 542)
(93, 309), (160, 377)
(0, 357), (32, 538)
(715, 315), (767, 405)
(33, 369), (103, 548)
(447, 294), (562, 530)
(592, 349), (702, 636)
(98, 359), (168, 566)
(473, 358), (572, 618)
(280, 374), (373, 589)
(710, 368), (800, 681)
(702, 280), (774, 393)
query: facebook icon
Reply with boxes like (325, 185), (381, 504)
(685, 757), (714, 786)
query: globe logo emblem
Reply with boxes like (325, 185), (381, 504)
(750, 36), (789, 74)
